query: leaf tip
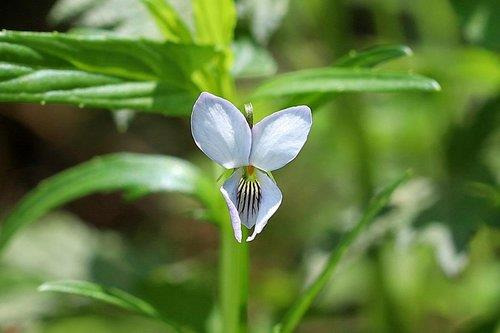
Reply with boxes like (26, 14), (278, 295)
(430, 80), (441, 91)
(37, 283), (50, 292)
(401, 45), (413, 57)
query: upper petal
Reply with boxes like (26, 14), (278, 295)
(247, 170), (282, 241)
(191, 92), (252, 169)
(249, 106), (312, 171)
(220, 169), (244, 242)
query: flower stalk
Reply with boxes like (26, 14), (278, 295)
(214, 169), (248, 333)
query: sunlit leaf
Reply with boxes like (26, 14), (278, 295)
(0, 31), (220, 114)
(283, 45), (417, 109)
(0, 153), (209, 254)
(141, 0), (193, 43)
(0, 31), (216, 83)
(335, 44), (413, 68)
(193, 0), (236, 46)
(274, 171), (412, 333)
(38, 280), (181, 331)
(253, 68), (441, 99)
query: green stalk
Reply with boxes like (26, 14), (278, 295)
(219, 213), (248, 333)
(274, 171), (411, 333)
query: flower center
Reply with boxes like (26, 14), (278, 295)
(236, 173), (261, 221)
(246, 165), (255, 175)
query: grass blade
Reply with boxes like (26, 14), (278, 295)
(0, 153), (208, 254)
(335, 44), (413, 68)
(281, 44), (419, 109)
(141, 0), (193, 43)
(275, 171), (413, 333)
(253, 68), (441, 99)
(39, 280), (181, 331)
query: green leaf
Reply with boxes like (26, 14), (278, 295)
(252, 68), (441, 99)
(282, 45), (417, 109)
(141, 0), (193, 43)
(38, 280), (181, 331)
(192, 0), (236, 46)
(0, 153), (209, 254)
(0, 31), (220, 114)
(335, 44), (413, 68)
(232, 38), (277, 79)
(274, 171), (412, 333)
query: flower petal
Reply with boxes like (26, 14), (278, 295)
(250, 106), (312, 171)
(247, 170), (282, 241)
(191, 92), (251, 169)
(220, 169), (243, 242)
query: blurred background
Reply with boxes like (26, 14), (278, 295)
(0, 0), (499, 332)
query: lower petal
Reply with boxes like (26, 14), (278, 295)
(220, 169), (243, 242)
(247, 170), (282, 241)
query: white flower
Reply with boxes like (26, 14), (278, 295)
(191, 92), (312, 242)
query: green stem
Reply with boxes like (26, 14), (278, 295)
(218, 208), (248, 333)
(275, 171), (411, 333)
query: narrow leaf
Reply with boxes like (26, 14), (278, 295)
(275, 171), (412, 333)
(253, 68), (441, 99)
(193, 0), (236, 46)
(335, 44), (413, 68)
(0, 31), (220, 114)
(283, 44), (417, 109)
(0, 31), (216, 82)
(0, 153), (208, 254)
(39, 280), (180, 330)
(141, 0), (193, 43)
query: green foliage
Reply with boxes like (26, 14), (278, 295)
(283, 44), (419, 110)
(415, 97), (500, 250)
(38, 280), (180, 330)
(335, 45), (413, 68)
(252, 68), (440, 99)
(0, 153), (209, 254)
(2, 0), (493, 331)
(274, 171), (412, 333)
(192, 0), (236, 46)
(0, 31), (220, 114)
(141, 0), (193, 43)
